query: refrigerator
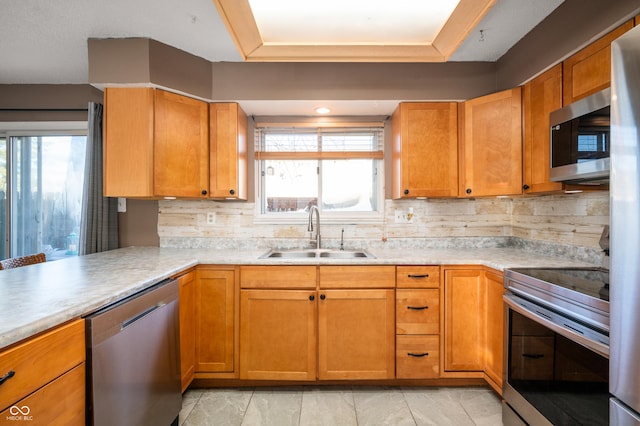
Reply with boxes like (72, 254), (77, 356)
(611, 22), (640, 425)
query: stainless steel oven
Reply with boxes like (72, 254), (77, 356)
(503, 268), (610, 425)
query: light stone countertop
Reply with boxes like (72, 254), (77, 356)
(0, 245), (596, 350)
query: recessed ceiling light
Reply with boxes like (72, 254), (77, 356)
(315, 107), (331, 114)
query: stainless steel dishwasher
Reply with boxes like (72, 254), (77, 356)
(86, 278), (182, 426)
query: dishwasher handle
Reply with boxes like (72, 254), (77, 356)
(121, 303), (164, 330)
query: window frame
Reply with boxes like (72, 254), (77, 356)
(253, 121), (385, 225)
(0, 121), (88, 259)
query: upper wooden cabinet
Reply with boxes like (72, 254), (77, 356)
(562, 19), (634, 105)
(459, 87), (523, 197)
(209, 103), (248, 200)
(523, 64), (563, 194)
(104, 87), (209, 198)
(391, 102), (458, 198)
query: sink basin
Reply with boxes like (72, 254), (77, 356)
(259, 249), (375, 259)
(318, 251), (370, 258)
(261, 250), (317, 258)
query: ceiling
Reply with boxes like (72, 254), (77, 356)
(1, 0), (564, 85)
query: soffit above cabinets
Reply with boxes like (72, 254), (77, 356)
(213, 0), (497, 62)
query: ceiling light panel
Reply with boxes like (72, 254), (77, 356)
(247, 0), (460, 44)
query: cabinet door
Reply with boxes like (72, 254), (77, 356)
(178, 270), (196, 391)
(523, 64), (563, 194)
(460, 88), (522, 197)
(104, 87), (155, 197)
(318, 289), (395, 380)
(0, 364), (85, 426)
(154, 90), (209, 198)
(209, 103), (247, 200)
(443, 268), (484, 371)
(240, 290), (317, 380)
(195, 267), (238, 375)
(392, 102), (458, 198)
(484, 270), (504, 390)
(562, 20), (633, 105)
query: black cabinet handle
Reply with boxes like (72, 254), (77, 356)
(201, 189), (208, 195)
(523, 184), (530, 190)
(309, 295), (315, 301)
(320, 294), (326, 300)
(404, 189), (409, 195)
(229, 189), (235, 195)
(407, 305), (429, 310)
(407, 352), (429, 357)
(522, 353), (544, 359)
(407, 274), (429, 279)
(0, 370), (15, 385)
(466, 188), (472, 194)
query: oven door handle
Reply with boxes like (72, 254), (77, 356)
(504, 293), (609, 358)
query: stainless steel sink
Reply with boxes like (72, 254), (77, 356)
(259, 249), (375, 259)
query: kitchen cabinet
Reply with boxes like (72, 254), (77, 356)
(395, 266), (441, 379)
(443, 267), (484, 372)
(562, 20), (634, 105)
(459, 87), (523, 197)
(484, 269), (504, 392)
(238, 265), (394, 381)
(0, 319), (85, 425)
(195, 266), (239, 378)
(178, 269), (196, 391)
(523, 64), (564, 194)
(209, 103), (248, 200)
(104, 87), (209, 198)
(240, 289), (317, 380)
(239, 265), (317, 380)
(318, 288), (395, 380)
(391, 102), (458, 198)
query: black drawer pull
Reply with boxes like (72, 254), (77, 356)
(407, 352), (429, 357)
(407, 305), (429, 310)
(407, 274), (429, 279)
(0, 370), (15, 385)
(522, 353), (544, 359)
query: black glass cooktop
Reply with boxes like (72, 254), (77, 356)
(508, 267), (609, 301)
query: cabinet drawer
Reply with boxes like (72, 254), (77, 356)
(396, 266), (440, 288)
(0, 319), (85, 411)
(396, 289), (439, 335)
(319, 266), (395, 289)
(396, 335), (440, 379)
(0, 363), (85, 425)
(240, 266), (316, 289)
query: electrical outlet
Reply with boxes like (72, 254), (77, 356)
(206, 212), (216, 225)
(395, 209), (405, 224)
(117, 198), (126, 213)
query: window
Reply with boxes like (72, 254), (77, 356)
(0, 125), (87, 260)
(255, 124), (384, 222)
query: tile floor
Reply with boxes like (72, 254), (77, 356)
(179, 386), (503, 426)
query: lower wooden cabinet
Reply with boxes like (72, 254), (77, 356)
(178, 269), (196, 391)
(443, 268), (485, 372)
(239, 289), (317, 380)
(195, 266), (239, 378)
(396, 335), (440, 379)
(318, 289), (395, 380)
(484, 270), (505, 389)
(0, 319), (85, 425)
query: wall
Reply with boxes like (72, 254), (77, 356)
(156, 192), (609, 262)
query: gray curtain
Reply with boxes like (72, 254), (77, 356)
(79, 102), (118, 255)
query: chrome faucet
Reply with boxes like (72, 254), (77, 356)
(307, 205), (321, 249)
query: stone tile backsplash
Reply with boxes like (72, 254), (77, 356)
(158, 191), (609, 263)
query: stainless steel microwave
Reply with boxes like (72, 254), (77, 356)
(549, 88), (610, 184)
